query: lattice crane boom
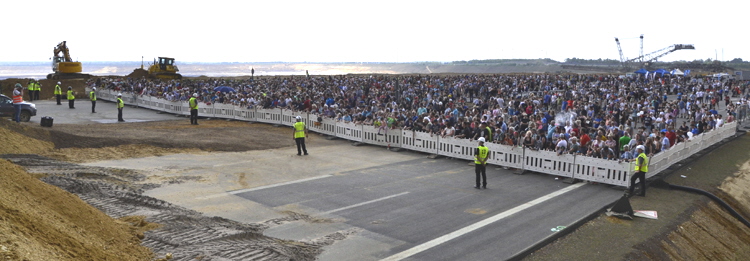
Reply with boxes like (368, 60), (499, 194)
(626, 44), (695, 64)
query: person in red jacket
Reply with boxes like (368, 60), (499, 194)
(665, 127), (677, 147)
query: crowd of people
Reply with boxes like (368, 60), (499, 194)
(88, 73), (750, 161)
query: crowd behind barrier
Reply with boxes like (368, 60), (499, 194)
(90, 85), (740, 188)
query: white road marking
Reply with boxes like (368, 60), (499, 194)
(381, 183), (586, 261)
(196, 174), (332, 200)
(322, 192), (410, 215)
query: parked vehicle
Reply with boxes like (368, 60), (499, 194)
(0, 94), (37, 122)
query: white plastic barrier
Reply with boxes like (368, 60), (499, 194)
(335, 122), (363, 142)
(213, 103), (236, 119)
(438, 136), (476, 160)
(255, 108), (282, 125)
(400, 130), (438, 154)
(523, 149), (575, 178)
(362, 125), (401, 148)
(485, 144), (524, 169)
(236, 107), (256, 121)
(572, 157), (630, 186)
(307, 117), (336, 136)
(92, 88), (740, 188)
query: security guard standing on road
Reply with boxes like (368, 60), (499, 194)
(67, 86), (75, 109)
(90, 87), (97, 113)
(189, 93), (199, 125)
(293, 116), (308, 156)
(629, 145), (649, 197)
(33, 81), (41, 101)
(474, 137), (489, 189)
(116, 93), (125, 122)
(27, 80), (35, 101)
(54, 82), (63, 105)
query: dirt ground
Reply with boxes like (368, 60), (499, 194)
(0, 117), (328, 260)
(526, 133), (750, 260)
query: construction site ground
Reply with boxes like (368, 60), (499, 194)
(1, 99), (749, 260)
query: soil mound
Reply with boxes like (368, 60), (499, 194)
(128, 68), (150, 79)
(0, 159), (153, 260)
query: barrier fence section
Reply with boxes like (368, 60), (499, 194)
(95, 89), (739, 188)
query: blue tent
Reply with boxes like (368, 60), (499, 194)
(653, 69), (669, 76)
(634, 68), (648, 74)
(214, 86), (237, 93)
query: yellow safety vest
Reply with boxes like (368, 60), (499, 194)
(475, 146), (489, 164)
(35, 82), (41, 91)
(189, 97), (198, 109)
(117, 98), (124, 108)
(67, 90), (75, 100)
(54, 85), (62, 95)
(294, 121), (306, 138)
(27, 83), (34, 91)
(634, 153), (649, 172)
(90, 91), (96, 101)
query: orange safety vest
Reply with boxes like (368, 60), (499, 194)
(12, 94), (23, 104)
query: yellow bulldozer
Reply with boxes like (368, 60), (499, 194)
(47, 41), (90, 80)
(147, 57), (182, 79)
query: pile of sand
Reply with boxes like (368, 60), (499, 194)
(0, 159), (154, 260)
(0, 121), (54, 154)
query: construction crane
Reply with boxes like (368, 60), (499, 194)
(615, 38), (626, 66)
(626, 44), (695, 67)
(639, 34), (644, 63)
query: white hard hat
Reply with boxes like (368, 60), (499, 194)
(296, 116), (302, 121)
(478, 137), (486, 143)
(57, 81), (61, 84)
(636, 145), (645, 151)
(92, 87), (96, 91)
(117, 93), (122, 96)
(193, 93), (198, 97)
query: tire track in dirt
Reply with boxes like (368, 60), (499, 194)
(2, 155), (356, 261)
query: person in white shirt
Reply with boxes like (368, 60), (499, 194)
(661, 131), (670, 151)
(556, 136), (568, 156)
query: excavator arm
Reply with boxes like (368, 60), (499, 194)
(53, 41), (73, 62)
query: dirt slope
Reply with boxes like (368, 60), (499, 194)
(0, 159), (154, 260)
(527, 133), (750, 261)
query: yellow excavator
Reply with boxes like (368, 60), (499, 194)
(147, 57), (182, 79)
(47, 41), (90, 80)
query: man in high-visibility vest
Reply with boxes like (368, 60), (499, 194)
(293, 116), (308, 155)
(67, 86), (75, 109)
(12, 83), (23, 123)
(629, 145), (649, 197)
(474, 137), (489, 189)
(54, 82), (63, 105)
(90, 87), (97, 113)
(33, 81), (41, 101)
(189, 93), (199, 125)
(117, 93), (125, 122)
(27, 80), (34, 102)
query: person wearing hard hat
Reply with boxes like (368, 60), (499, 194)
(629, 145), (649, 197)
(33, 80), (41, 101)
(54, 81), (63, 105)
(474, 137), (489, 189)
(116, 93), (125, 122)
(293, 116), (308, 155)
(12, 83), (23, 123)
(26, 80), (35, 102)
(67, 86), (76, 109)
(89, 87), (97, 113)
(189, 93), (199, 125)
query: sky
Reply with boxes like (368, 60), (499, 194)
(4, 0), (745, 63)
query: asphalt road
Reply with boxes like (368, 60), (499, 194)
(86, 139), (623, 261)
(29, 99), (179, 125)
